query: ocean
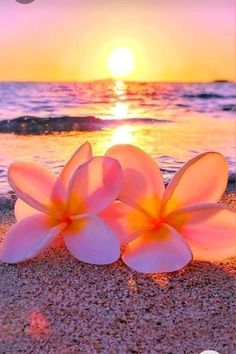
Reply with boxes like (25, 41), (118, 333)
(0, 80), (235, 193)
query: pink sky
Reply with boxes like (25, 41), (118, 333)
(0, 0), (235, 81)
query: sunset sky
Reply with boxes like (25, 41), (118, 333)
(0, 0), (235, 82)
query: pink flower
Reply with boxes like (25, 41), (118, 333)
(102, 145), (236, 273)
(0, 142), (123, 265)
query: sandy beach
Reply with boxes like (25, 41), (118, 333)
(0, 192), (235, 354)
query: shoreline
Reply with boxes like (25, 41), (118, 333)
(0, 192), (235, 353)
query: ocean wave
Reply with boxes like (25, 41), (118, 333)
(183, 93), (236, 99)
(225, 173), (235, 193)
(0, 115), (170, 135)
(221, 104), (236, 112)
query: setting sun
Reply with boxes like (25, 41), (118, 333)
(108, 47), (134, 78)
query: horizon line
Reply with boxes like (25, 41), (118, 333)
(0, 78), (234, 84)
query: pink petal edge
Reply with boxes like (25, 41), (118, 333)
(8, 162), (56, 214)
(0, 214), (66, 264)
(15, 198), (38, 221)
(162, 152), (228, 216)
(165, 203), (236, 261)
(51, 142), (93, 206)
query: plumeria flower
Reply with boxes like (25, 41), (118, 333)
(101, 145), (236, 273)
(0, 142), (123, 265)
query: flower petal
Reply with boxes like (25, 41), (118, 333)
(106, 144), (165, 217)
(51, 142), (93, 207)
(15, 198), (38, 221)
(166, 204), (236, 261)
(8, 162), (56, 213)
(59, 142), (93, 188)
(100, 201), (152, 245)
(122, 223), (192, 273)
(162, 152), (228, 216)
(0, 214), (66, 264)
(66, 156), (123, 215)
(63, 215), (120, 265)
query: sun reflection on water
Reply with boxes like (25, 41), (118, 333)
(110, 80), (130, 119)
(113, 80), (127, 97)
(110, 125), (135, 145)
(111, 101), (129, 119)
(0, 105), (235, 193)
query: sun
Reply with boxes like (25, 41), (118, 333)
(108, 47), (134, 78)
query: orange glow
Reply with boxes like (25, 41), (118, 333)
(110, 125), (135, 145)
(28, 311), (49, 338)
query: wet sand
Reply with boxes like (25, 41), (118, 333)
(0, 192), (235, 354)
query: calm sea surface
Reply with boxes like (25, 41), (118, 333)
(0, 80), (235, 192)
